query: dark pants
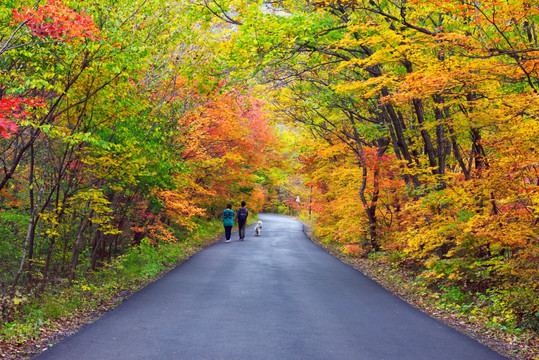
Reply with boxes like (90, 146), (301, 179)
(224, 226), (233, 240)
(238, 220), (246, 239)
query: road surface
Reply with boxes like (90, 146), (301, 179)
(35, 214), (507, 360)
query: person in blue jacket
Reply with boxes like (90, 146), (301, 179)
(222, 203), (235, 243)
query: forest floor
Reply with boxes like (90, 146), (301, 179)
(303, 225), (539, 360)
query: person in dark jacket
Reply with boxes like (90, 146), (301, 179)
(235, 201), (248, 241)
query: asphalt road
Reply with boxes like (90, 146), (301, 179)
(34, 214), (508, 360)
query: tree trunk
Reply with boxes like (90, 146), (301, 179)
(470, 128), (487, 171)
(25, 144), (36, 289)
(132, 230), (145, 246)
(10, 180), (44, 295)
(39, 234), (56, 295)
(402, 60), (438, 173)
(90, 229), (104, 270)
(412, 98), (438, 171)
(358, 137), (389, 250)
(385, 114), (413, 186)
(381, 93), (421, 188)
(69, 207), (94, 283)
(433, 95), (449, 184)
(448, 125), (471, 180)
(39, 187), (66, 295)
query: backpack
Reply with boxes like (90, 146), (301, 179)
(237, 207), (248, 221)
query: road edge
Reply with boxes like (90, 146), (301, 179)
(299, 220), (537, 360)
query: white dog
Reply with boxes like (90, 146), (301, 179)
(254, 220), (263, 236)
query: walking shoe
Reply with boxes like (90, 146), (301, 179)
(225, 239), (231, 243)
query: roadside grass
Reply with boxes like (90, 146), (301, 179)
(1, 219), (225, 358)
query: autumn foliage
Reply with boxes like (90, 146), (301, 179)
(12, 0), (99, 41)
(207, 0), (539, 333)
(0, 0), (284, 340)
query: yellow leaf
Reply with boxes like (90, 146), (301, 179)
(13, 297), (23, 305)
